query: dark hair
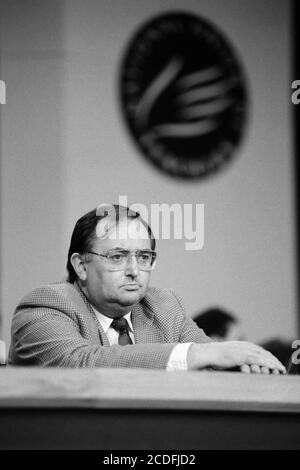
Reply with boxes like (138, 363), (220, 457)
(66, 205), (156, 283)
(193, 308), (236, 338)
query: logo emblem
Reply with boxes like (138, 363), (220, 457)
(120, 12), (248, 179)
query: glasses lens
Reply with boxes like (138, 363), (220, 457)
(136, 251), (154, 269)
(108, 251), (128, 266)
(106, 250), (156, 271)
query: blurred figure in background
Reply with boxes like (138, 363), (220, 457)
(193, 307), (244, 342)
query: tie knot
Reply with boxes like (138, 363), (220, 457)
(111, 317), (129, 334)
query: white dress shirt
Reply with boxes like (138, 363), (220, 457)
(92, 307), (192, 371)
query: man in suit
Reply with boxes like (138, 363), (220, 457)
(9, 204), (285, 374)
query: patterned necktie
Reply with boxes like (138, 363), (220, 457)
(111, 317), (133, 345)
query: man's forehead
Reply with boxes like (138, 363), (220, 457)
(95, 217), (151, 245)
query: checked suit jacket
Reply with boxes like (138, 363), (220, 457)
(9, 281), (211, 369)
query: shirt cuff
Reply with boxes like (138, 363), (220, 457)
(166, 343), (193, 371)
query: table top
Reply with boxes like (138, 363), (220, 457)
(0, 367), (299, 413)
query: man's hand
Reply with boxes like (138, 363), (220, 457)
(187, 341), (286, 374)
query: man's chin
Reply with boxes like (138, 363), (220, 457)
(118, 290), (144, 306)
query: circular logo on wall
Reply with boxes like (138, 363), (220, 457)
(119, 11), (248, 179)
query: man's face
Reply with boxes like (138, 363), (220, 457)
(82, 218), (152, 317)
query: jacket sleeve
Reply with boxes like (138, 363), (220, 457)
(9, 296), (176, 369)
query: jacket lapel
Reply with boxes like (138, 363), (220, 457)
(132, 302), (165, 343)
(60, 282), (111, 347)
(74, 283), (111, 347)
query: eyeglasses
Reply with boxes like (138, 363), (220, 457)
(87, 249), (157, 271)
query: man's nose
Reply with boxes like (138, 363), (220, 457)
(124, 254), (139, 277)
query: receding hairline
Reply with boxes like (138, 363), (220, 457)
(92, 213), (154, 246)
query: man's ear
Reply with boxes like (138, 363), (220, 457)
(70, 253), (87, 281)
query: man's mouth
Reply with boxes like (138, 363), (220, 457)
(122, 283), (140, 290)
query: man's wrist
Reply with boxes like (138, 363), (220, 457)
(187, 342), (217, 370)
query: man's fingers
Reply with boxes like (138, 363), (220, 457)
(240, 364), (251, 373)
(247, 348), (286, 373)
(204, 341), (287, 373)
(225, 342), (286, 373)
(241, 364), (282, 374)
(250, 364), (261, 374)
(259, 350), (286, 372)
(256, 358), (285, 373)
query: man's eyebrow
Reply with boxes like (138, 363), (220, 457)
(107, 247), (152, 252)
(109, 247), (129, 251)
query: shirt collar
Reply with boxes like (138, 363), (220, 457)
(91, 306), (133, 334)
